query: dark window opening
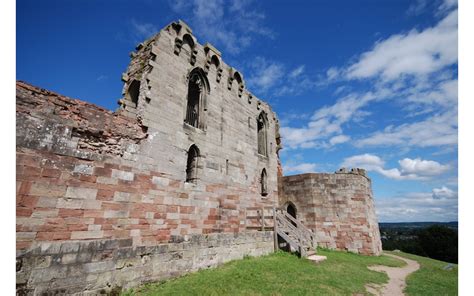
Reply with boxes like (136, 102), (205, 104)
(257, 113), (268, 156)
(211, 55), (220, 69)
(181, 34), (195, 55)
(186, 145), (199, 183)
(127, 80), (140, 106)
(260, 168), (268, 196)
(185, 74), (201, 128)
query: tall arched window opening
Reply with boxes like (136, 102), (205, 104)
(260, 168), (268, 196)
(184, 68), (209, 129)
(186, 145), (200, 183)
(126, 80), (140, 107)
(257, 112), (268, 156)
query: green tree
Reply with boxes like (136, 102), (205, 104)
(417, 225), (458, 263)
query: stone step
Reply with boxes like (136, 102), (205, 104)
(307, 255), (327, 264)
(306, 250), (316, 256)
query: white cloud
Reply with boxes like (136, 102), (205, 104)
(326, 67), (340, 80)
(406, 0), (428, 15)
(341, 153), (384, 171)
(439, 0), (457, 12)
(281, 7), (458, 153)
(376, 190), (457, 222)
(280, 90), (381, 149)
(96, 75), (108, 81)
(247, 57), (284, 92)
(399, 157), (450, 176)
(346, 9), (457, 81)
(283, 163), (317, 174)
(355, 108), (457, 148)
(329, 135), (350, 146)
(169, 0), (273, 55)
(406, 78), (457, 107)
(130, 19), (158, 41)
(289, 65), (305, 78)
(432, 186), (456, 199)
(246, 61), (326, 98)
(341, 154), (449, 180)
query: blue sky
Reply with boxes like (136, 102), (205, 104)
(17, 0), (458, 223)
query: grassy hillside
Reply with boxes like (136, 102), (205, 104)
(122, 249), (404, 296)
(386, 251), (458, 296)
(122, 249), (458, 296)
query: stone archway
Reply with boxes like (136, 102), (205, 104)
(286, 202), (297, 219)
(284, 202), (297, 227)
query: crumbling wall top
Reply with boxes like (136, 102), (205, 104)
(16, 81), (148, 159)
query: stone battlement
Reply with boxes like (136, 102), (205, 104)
(118, 20), (277, 132)
(335, 167), (368, 178)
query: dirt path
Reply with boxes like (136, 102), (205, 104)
(365, 253), (420, 296)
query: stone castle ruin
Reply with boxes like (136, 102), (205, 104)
(16, 20), (382, 295)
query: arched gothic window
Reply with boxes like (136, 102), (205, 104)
(185, 68), (209, 129)
(257, 112), (268, 156)
(186, 145), (200, 183)
(260, 168), (268, 196)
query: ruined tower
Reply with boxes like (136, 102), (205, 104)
(16, 20), (381, 295)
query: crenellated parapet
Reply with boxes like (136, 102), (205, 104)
(203, 42), (223, 82)
(118, 20), (275, 122)
(335, 167), (368, 178)
(170, 20), (198, 65)
(227, 67), (245, 97)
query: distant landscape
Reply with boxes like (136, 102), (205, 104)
(380, 222), (458, 229)
(379, 222), (458, 263)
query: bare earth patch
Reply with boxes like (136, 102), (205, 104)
(365, 253), (420, 296)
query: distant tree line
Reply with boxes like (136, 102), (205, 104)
(381, 224), (458, 263)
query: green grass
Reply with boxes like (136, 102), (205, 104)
(385, 251), (458, 296)
(122, 249), (405, 296)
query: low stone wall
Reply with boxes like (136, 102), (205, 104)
(279, 171), (382, 255)
(16, 231), (274, 295)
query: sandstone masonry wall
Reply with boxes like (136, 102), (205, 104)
(16, 19), (384, 295)
(17, 231), (273, 295)
(16, 20), (280, 295)
(279, 170), (382, 255)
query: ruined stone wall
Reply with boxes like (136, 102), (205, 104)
(117, 20), (281, 194)
(279, 170), (382, 255)
(16, 20), (279, 295)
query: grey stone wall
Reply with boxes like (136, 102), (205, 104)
(117, 20), (280, 198)
(16, 232), (274, 295)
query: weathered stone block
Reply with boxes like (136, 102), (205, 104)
(30, 183), (66, 197)
(74, 164), (94, 175)
(112, 169), (134, 181)
(65, 187), (98, 200)
(71, 230), (104, 240)
(152, 176), (169, 187)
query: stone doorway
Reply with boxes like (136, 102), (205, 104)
(286, 202), (297, 227)
(286, 203), (296, 219)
